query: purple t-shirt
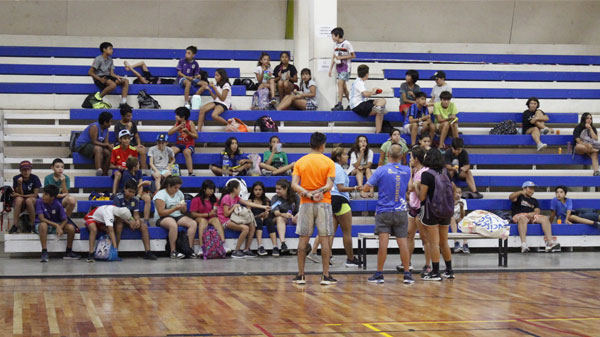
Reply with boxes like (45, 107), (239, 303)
(35, 198), (66, 223)
(176, 59), (200, 79)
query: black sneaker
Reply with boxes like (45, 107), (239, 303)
(442, 270), (455, 279)
(320, 274), (338, 285)
(144, 251), (158, 260)
(368, 272), (384, 284)
(8, 225), (18, 234)
(345, 257), (360, 268)
(281, 242), (289, 254)
(243, 249), (257, 258)
(420, 265), (431, 278)
(40, 251), (49, 263)
(272, 246), (280, 257)
(344, 105), (352, 111)
(423, 272), (443, 281)
(292, 274), (306, 284)
(170, 251), (185, 259)
(87, 253), (95, 263)
(257, 246), (268, 256)
(231, 250), (245, 259)
(331, 103), (344, 111)
(403, 272), (415, 284)
(63, 251), (81, 260)
(396, 264), (413, 272)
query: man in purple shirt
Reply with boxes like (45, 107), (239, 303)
(177, 45), (207, 108)
(35, 185), (80, 262)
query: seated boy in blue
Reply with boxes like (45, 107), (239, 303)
(11, 160), (42, 233)
(35, 185), (80, 262)
(113, 180), (157, 260)
(403, 91), (434, 146)
(549, 185), (599, 228)
(121, 157), (153, 224)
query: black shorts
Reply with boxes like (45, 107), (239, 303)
(94, 75), (118, 90)
(352, 100), (375, 117)
(419, 205), (451, 226)
(156, 215), (184, 227)
(331, 195), (349, 214)
(256, 217), (276, 234)
(215, 102), (229, 112)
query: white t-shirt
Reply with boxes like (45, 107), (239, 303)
(334, 40), (354, 74)
(214, 82), (232, 109)
(254, 66), (273, 84)
(153, 189), (185, 220)
(430, 83), (452, 103)
(300, 79), (318, 106)
(350, 78), (367, 109)
(91, 205), (118, 227)
(148, 145), (174, 171)
(347, 149), (374, 174)
(453, 198), (467, 220)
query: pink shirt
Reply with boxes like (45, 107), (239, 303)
(409, 166), (429, 209)
(217, 194), (240, 224)
(190, 197), (217, 219)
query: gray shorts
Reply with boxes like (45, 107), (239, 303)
(375, 211), (408, 238)
(296, 203), (334, 237)
(76, 142), (96, 158)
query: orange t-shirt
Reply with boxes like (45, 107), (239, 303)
(292, 153), (336, 204)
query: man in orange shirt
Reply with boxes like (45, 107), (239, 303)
(291, 132), (336, 285)
(110, 129), (139, 195)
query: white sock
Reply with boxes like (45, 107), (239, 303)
(121, 98), (127, 104)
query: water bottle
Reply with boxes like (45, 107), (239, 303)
(567, 141), (572, 153)
(222, 154), (230, 176)
(452, 159), (459, 171)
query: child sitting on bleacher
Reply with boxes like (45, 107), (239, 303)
(270, 179), (299, 256)
(399, 70), (421, 117)
(259, 135), (295, 176)
(247, 182), (274, 256)
(403, 92), (434, 146)
(450, 187), (469, 254)
(549, 185), (599, 228)
(523, 97), (553, 152)
(84, 205), (133, 263)
(190, 180), (227, 254)
(254, 52), (275, 97)
(10, 160), (41, 233)
(433, 91), (459, 149)
(573, 113), (600, 176)
(377, 128), (408, 167)
(329, 27), (355, 111)
(418, 134), (432, 151)
(113, 180), (157, 260)
(115, 105), (147, 172)
(271, 52), (298, 106)
(88, 42), (130, 109)
(347, 135), (374, 198)
(43, 158), (76, 220)
(149, 133), (175, 189)
(169, 107), (197, 176)
(429, 71), (452, 104)
(277, 68), (318, 111)
(35, 185), (80, 262)
(444, 138), (483, 199)
(121, 157), (152, 224)
(197, 69), (232, 131)
(110, 130), (138, 196)
(177, 46), (206, 108)
(349, 64), (387, 134)
(211, 137), (252, 176)
(75, 111), (113, 176)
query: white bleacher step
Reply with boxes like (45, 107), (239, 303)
(382, 79), (600, 90)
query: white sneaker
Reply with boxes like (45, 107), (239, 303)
(537, 143), (547, 151)
(521, 243), (530, 253)
(223, 242), (232, 254)
(184, 102), (191, 110)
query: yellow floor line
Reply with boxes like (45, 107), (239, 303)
(363, 323), (393, 337)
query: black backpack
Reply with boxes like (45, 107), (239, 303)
(254, 115), (278, 132)
(137, 89), (161, 109)
(81, 93), (95, 109)
(235, 78), (258, 91)
(0, 186), (14, 212)
(165, 230), (195, 258)
(69, 131), (81, 153)
(380, 120), (394, 134)
(489, 120), (518, 135)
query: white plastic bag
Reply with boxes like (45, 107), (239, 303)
(459, 210), (510, 240)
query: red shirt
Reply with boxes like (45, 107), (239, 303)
(111, 145), (138, 168)
(176, 120), (195, 147)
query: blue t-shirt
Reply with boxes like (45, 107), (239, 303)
(76, 122), (109, 148)
(331, 163), (350, 201)
(550, 197), (572, 222)
(367, 162), (410, 214)
(121, 170), (142, 190)
(404, 104), (429, 126)
(13, 174), (42, 195)
(35, 198), (66, 223)
(113, 192), (141, 214)
(220, 151), (248, 168)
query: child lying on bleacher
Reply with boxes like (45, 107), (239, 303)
(549, 185), (600, 228)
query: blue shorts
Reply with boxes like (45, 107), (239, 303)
(179, 77), (201, 88)
(336, 71), (350, 81)
(175, 144), (195, 153)
(34, 222), (57, 234)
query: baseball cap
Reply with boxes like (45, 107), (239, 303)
(156, 133), (168, 142)
(430, 71), (446, 80)
(118, 129), (131, 139)
(19, 160), (32, 171)
(113, 207), (133, 220)
(522, 181), (535, 188)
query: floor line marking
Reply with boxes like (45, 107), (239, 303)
(44, 292), (60, 335)
(528, 317), (600, 322)
(80, 291), (104, 329)
(13, 292), (22, 335)
(363, 323), (393, 337)
(516, 318), (591, 337)
(253, 323), (275, 337)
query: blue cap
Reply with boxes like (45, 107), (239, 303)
(522, 181), (535, 188)
(156, 133), (168, 142)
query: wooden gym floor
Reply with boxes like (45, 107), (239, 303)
(1, 271), (599, 337)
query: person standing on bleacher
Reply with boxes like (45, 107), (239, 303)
(88, 42), (130, 109)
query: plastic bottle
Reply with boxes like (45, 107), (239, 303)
(558, 147), (562, 154)
(452, 159), (459, 171)
(557, 219), (562, 224)
(222, 153), (230, 177)
(567, 141), (572, 153)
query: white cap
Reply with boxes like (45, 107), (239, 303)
(113, 207), (132, 220)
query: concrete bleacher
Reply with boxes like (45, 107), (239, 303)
(3, 39), (600, 255)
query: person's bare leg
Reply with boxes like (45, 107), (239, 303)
(376, 233), (389, 270)
(271, 162), (295, 175)
(439, 122), (450, 148)
(197, 102), (215, 132)
(102, 148), (111, 175)
(337, 211), (354, 260)
(38, 222), (48, 250)
(537, 216), (554, 243)
(526, 127), (542, 146)
(244, 224), (256, 250)
(183, 148), (194, 176)
(424, 225), (440, 264)
(297, 235), (311, 275)
(438, 225), (452, 262)
(395, 237), (411, 273)
(112, 170), (121, 195)
(184, 79), (192, 103)
(459, 170), (477, 193)
(410, 123), (418, 145)
(517, 217), (528, 244)
(320, 235), (333, 276)
(276, 95), (294, 110)
(13, 197), (23, 229)
(120, 78), (129, 98)
(100, 80), (116, 97)
(407, 216), (417, 260)
(211, 105), (227, 126)
(417, 220), (431, 266)
(451, 123), (459, 138)
(568, 214), (595, 225)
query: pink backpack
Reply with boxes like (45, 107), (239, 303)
(202, 225), (226, 259)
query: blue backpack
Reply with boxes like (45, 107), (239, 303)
(425, 169), (455, 219)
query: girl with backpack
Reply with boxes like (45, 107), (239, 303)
(197, 68), (232, 132)
(190, 180), (227, 255)
(347, 135), (374, 198)
(218, 179), (270, 259)
(270, 179), (299, 256)
(247, 181), (275, 256)
(407, 146), (432, 277)
(276, 68), (318, 111)
(418, 148), (454, 281)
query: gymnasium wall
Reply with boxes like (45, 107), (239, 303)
(0, 0), (599, 45)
